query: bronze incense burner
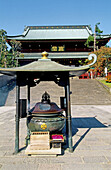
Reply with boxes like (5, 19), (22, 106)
(27, 92), (65, 132)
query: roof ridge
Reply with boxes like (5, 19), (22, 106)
(24, 25), (90, 30)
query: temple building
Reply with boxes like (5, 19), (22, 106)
(7, 25), (111, 66)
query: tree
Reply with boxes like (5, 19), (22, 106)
(85, 23), (103, 51)
(94, 23), (103, 51)
(0, 29), (23, 68)
(84, 35), (94, 48)
(10, 40), (21, 67)
(89, 46), (111, 76)
(0, 29), (8, 67)
(95, 22), (103, 34)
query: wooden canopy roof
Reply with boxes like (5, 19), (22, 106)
(0, 52), (97, 77)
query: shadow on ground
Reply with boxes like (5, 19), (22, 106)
(72, 117), (107, 151)
(62, 116), (107, 151)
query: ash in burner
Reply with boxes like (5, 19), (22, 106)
(39, 104), (51, 111)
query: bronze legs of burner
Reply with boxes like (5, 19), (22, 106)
(15, 79), (20, 154)
(15, 80), (30, 153)
(65, 77), (73, 152)
(26, 84), (30, 146)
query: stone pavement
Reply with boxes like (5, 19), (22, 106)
(0, 105), (111, 170)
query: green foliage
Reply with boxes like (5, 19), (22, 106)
(108, 60), (111, 72)
(0, 29), (7, 51)
(10, 40), (21, 67)
(85, 23), (103, 49)
(0, 29), (8, 67)
(78, 58), (89, 66)
(95, 23), (103, 34)
(84, 35), (94, 47)
(0, 29), (22, 68)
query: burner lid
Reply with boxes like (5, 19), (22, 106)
(30, 102), (63, 114)
(29, 92), (63, 115)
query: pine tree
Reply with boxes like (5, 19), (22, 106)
(85, 23), (103, 51)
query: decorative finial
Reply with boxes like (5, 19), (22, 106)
(41, 51), (49, 59)
(41, 91), (50, 104)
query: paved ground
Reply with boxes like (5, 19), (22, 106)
(0, 105), (111, 170)
(0, 76), (111, 169)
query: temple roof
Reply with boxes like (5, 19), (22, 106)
(7, 25), (93, 40)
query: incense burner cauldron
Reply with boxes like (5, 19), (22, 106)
(27, 92), (65, 132)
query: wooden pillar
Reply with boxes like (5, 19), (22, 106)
(26, 84), (30, 146)
(65, 77), (73, 152)
(65, 86), (68, 135)
(27, 85), (30, 112)
(15, 75), (20, 153)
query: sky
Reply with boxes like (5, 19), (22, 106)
(0, 0), (111, 46)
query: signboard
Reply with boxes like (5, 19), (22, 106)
(51, 45), (65, 52)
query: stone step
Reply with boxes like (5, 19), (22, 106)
(4, 79), (111, 106)
(70, 79), (111, 105)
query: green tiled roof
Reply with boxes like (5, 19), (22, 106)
(7, 25), (93, 40)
